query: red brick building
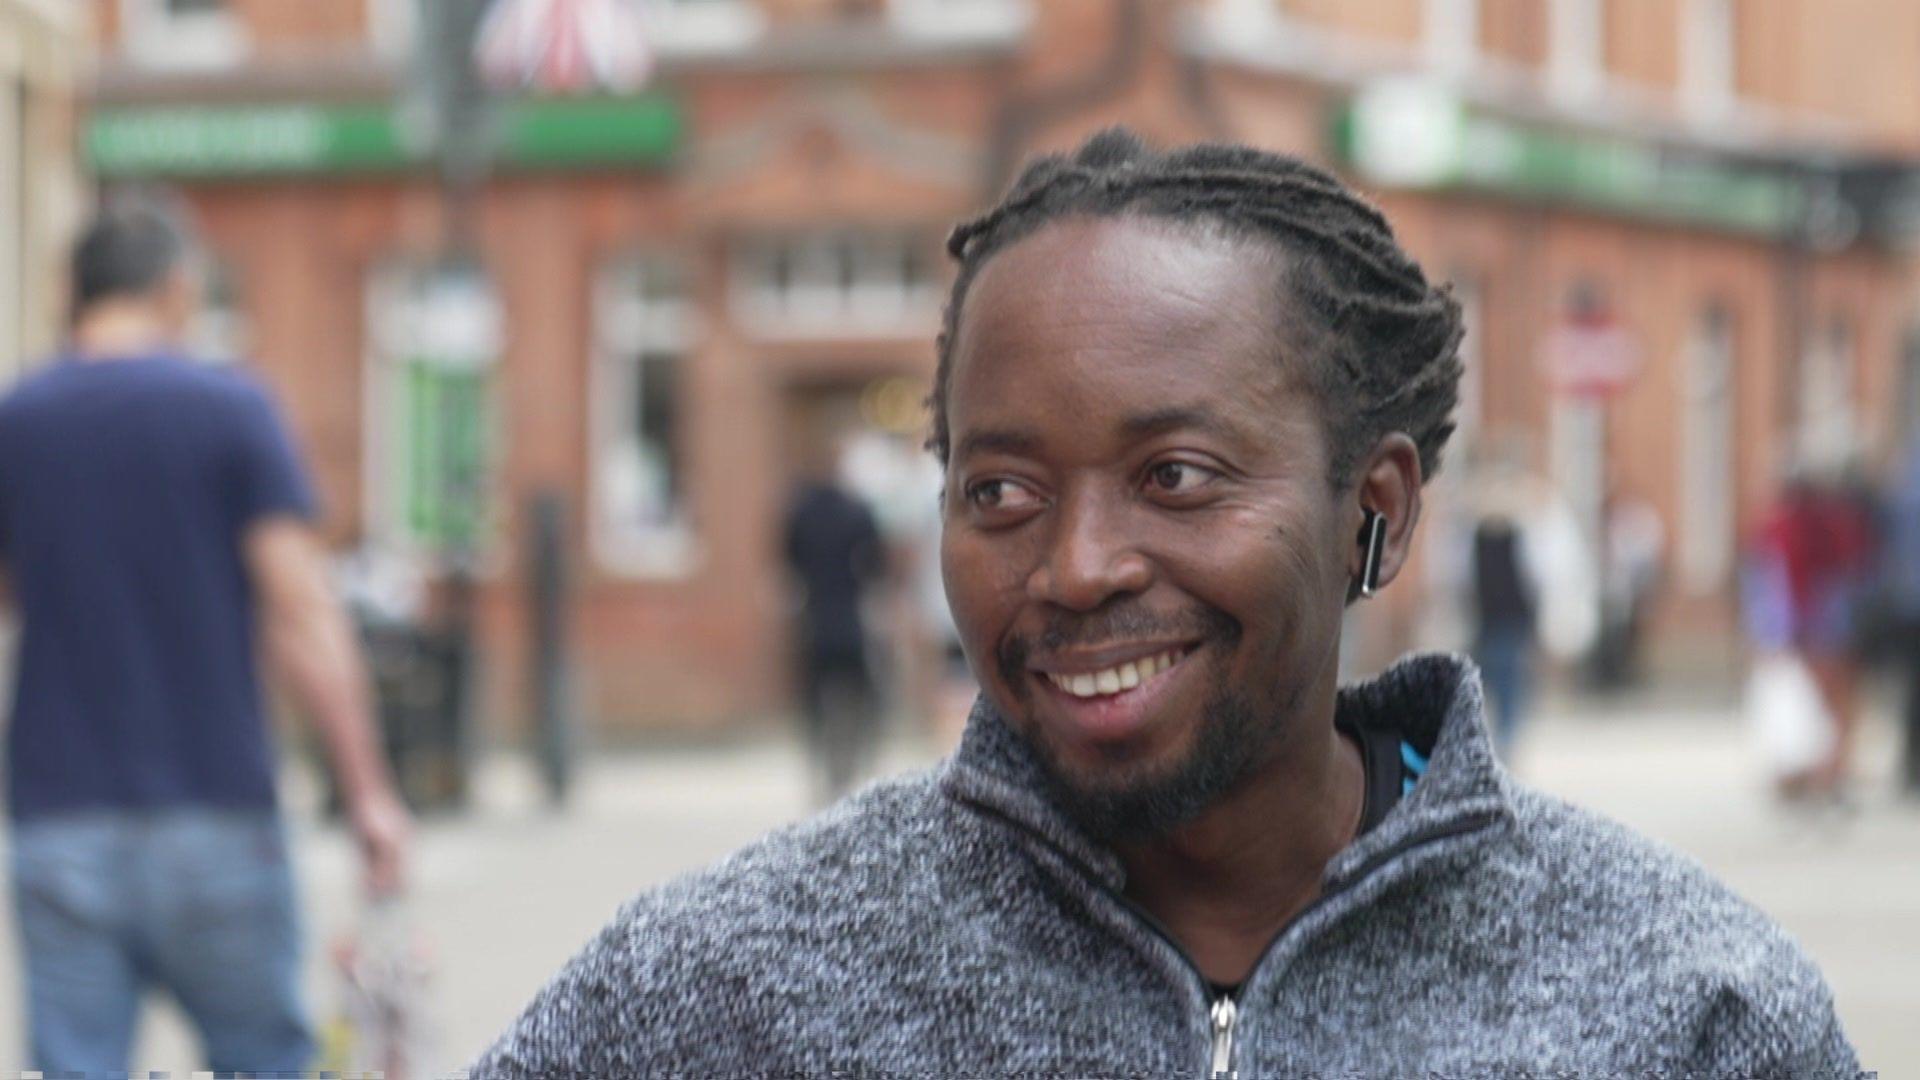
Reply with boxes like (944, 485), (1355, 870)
(80, 0), (1920, 732)
(2, 0), (82, 381)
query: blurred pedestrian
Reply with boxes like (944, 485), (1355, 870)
(783, 432), (885, 805)
(1885, 438), (1920, 797)
(1590, 488), (1665, 690)
(1469, 505), (1538, 756)
(0, 201), (410, 1075)
(1745, 468), (1876, 804)
(1452, 454), (1589, 760)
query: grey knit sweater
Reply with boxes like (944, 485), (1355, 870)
(471, 653), (1863, 1078)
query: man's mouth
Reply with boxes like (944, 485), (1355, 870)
(1025, 641), (1202, 745)
(1040, 646), (1192, 699)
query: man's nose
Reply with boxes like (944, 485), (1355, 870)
(1024, 490), (1152, 611)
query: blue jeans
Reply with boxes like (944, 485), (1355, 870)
(1473, 623), (1535, 756)
(10, 809), (314, 1075)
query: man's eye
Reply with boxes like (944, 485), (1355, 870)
(966, 478), (1042, 511)
(1146, 461), (1217, 495)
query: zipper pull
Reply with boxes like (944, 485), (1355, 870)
(1209, 995), (1238, 1079)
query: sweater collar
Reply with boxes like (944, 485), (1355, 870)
(938, 651), (1518, 894)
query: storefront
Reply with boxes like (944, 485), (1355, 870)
(80, 0), (1920, 724)
(84, 55), (996, 730)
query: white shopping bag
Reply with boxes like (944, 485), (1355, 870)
(1745, 654), (1836, 777)
(318, 897), (436, 1079)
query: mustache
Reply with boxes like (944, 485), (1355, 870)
(997, 603), (1239, 683)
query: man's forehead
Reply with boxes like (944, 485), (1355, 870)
(945, 218), (1307, 456)
(956, 216), (1285, 353)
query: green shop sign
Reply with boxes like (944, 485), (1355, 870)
(1332, 80), (1805, 237)
(87, 95), (682, 178)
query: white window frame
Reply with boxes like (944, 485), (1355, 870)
(1678, 304), (1735, 594)
(369, 0), (418, 60)
(640, 0), (766, 55)
(118, 0), (246, 71)
(731, 231), (940, 341)
(1206, 0), (1283, 39)
(1423, 0), (1479, 78)
(591, 254), (700, 578)
(1678, 0), (1736, 121)
(1545, 0), (1603, 104)
(888, 0), (1031, 41)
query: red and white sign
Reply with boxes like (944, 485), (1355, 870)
(1541, 309), (1640, 399)
(476, 0), (654, 95)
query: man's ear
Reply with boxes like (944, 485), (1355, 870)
(1345, 433), (1423, 598)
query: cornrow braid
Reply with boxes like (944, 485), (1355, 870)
(928, 127), (1465, 489)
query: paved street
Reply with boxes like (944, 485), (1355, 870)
(2, 691), (1916, 1075)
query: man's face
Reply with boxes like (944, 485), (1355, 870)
(940, 215), (1353, 840)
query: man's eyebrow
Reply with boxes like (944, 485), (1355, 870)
(952, 428), (1041, 461)
(1119, 405), (1242, 442)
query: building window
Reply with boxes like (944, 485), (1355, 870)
(365, 263), (504, 557)
(189, 257), (248, 363)
(1679, 304), (1735, 594)
(1424, 0), (1479, 77)
(1208, 0), (1281, 36)
(593, 255), (697, 575)
(1679, 0), (1736, 120)
(640, 0), (766, 53)
(732, 231), (940, 339)
(119, 0), (246, 70)
(1797, 315), (1859, 473)
(369, 0), (417, 58)
(1545, 0), (1602, 102)
(889, 0), (1030, 39)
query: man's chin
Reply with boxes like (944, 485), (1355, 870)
(1029, 689), (1263, 844)
(1040, 763), (1216, 844)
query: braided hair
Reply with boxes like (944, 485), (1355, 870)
(929, 127), (1464, 489)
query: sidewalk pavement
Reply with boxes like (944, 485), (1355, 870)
(1, 692), (1915, 1074)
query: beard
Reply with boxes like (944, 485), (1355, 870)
(1037, 678), (1268, 843)
(996, 603), (1278, 844)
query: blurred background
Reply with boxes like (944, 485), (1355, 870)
(2, 0), (1919, 1072)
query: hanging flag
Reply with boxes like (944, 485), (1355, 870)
(476, 0), (655, 95)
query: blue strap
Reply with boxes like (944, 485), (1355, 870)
(1400, 741), (1428, 797)
(1400, 741), (1429, 776)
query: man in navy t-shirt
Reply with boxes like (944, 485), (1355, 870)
(0, 203), (410, 1074)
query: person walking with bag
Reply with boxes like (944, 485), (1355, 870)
(1745, 468), (1874, 805)
(0, 202), (410, 1074)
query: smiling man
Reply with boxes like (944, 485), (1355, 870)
(473, 130), (1861, 1077)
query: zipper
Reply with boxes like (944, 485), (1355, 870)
(959, 797), (1502, 1075)
(1208, 994), (1238, 1079)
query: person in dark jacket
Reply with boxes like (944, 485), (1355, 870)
(473, 130), (1860, 1077)
(1470, 509), (1538, 755)
(783, 435), (886, 803)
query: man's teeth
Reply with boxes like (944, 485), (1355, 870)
(1045, 649), (1185, 698)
